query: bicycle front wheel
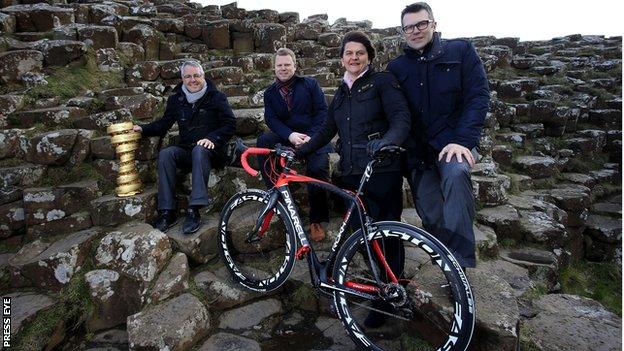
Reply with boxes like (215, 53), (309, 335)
(332, 221), (475, 351)
(219, 189), (297, 292)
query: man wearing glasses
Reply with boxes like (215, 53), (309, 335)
(134, 60), (236, 234)
(387, 2), (490, 269)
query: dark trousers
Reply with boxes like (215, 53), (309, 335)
(341, 171), (405, 278)
(157, 145), (214, 210)
(257, 132), (330, 223)
(407, 157), (477, 268)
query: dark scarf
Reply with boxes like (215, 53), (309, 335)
(276, 76), (296, 111)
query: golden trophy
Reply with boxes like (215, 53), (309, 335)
(106, 121), (142, 197)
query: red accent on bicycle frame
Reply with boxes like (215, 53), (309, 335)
(371, 239), (399, 284)
(257, 211), (274, 238)
(295, 245), (310, 260)
(344, 281), (381, 294)
(241, 147), (271, 176)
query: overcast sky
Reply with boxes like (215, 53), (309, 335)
(199, 0), (623, 41)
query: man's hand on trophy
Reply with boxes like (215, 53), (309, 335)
(133, 125), (142, 133)
(197, 138), (214, 149)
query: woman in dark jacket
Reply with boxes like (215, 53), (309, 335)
(297, 31), (410, 327)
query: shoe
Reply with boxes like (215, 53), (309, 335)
(363, 302), (391, 328)
(153, 210), (177, 232)
(310, 222), (326, 242)
(182, 207), (201, 234)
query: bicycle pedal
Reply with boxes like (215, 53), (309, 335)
(295, 245), (310, 260)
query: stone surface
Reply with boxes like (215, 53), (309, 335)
(219, 298), (283, 330)
(523, 294), (621, 351)
(194, 266), (262, 310)
(95, 222), (171, 283)
(90, 189), (157, 227)
(197, 332), (261, 351)
(477, 205), (522, 241)
(513, 156), (557, 179)
(127, 293), (210, 351)
(147, 252), (189, 304)
(4, 291), (55, 335)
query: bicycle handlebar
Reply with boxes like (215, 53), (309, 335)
(241, 145), (295, 177)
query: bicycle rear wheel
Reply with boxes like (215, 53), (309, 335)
(219, 189), (297, 292)
(332, 221), (475, 351)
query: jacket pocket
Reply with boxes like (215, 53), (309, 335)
(434, 61), (461, 93)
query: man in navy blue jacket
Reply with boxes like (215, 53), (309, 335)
(257, 48), (331, 241)
(387, 2), (490, 268)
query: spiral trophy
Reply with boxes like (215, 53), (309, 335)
(106, 122), (142, 197)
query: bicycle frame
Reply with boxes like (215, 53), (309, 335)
(240, 146), (400, 301)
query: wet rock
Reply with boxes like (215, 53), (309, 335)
(127, 293), (210, 351)
(11, 228), (100, 290)
(219, 298), (283, 330)
(95, 222), (172, 283)
(147, 252), (189, 304)
(90, 189), (157, 227)
(523, 294), (621, 351)
(315, 316), (357, 350)
(194, 266), (262, 310)
(198, 332), (261, 351)
(85, 268), (142, 331)
(513, 156), (556, 179)
(0, 50), (44, 84)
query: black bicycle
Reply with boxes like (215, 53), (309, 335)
(219, 142), (475, 350)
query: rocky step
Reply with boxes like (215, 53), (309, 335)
(2, 292), (55, 340)
(7, 106), (87, 129)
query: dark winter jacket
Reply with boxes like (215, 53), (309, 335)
(264, 75), (331, 152)
(387, 32), (490, 169)
(140, 80), (236, 168)
(299, 68), (411, 175)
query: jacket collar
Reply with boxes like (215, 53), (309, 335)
(340, 66), (375, 92)
(403, 32), (444, 61)
(270, 74), (304, 90)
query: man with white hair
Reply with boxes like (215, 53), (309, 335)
(134, 60), (236, 234)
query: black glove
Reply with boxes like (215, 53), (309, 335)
(366, 139), (391, 157)
(294, 143), (312, 159)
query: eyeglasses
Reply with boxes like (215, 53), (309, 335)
(183, 74), (203, 79)
(402, 20), (434, 34)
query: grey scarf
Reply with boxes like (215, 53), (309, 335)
(182, 83), (207, 104)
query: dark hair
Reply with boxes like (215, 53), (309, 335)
(401, 2), (435, 25)
(339, 31), (376, 62)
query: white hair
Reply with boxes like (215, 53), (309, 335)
(179, 60), (204, 77)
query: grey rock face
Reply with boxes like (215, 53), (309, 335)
(127, 293), (210, 351)
(194, 266), (261, 310)
(523, 294), (621, 351)
(4, 292), (55, 335)
(219, 298), (283, 330)
(95, 222), (172, 282)
(197, 332), (261, 351)
(147, 252), (190, 304)
(513, 156), (557, 179)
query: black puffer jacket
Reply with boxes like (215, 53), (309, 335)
(300, 68), (410, 175)
(140, 80), (236, 168)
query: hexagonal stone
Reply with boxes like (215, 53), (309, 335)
(9, 106), (87, 128)
(35, 39), (86, 66)
(124, 24), (160, 60)
(90, 189), (157, 227)
(206, 66), (245, 85)
(477, 205), (521, 241)
(85, 269), (142, 331)
(585, 214), (621, 244)
(2, 3), (74, 32)
(95, 222), (172, 282)
(147, 252), (189, 304)
(194, 266), (263, 310)
(518, 210), (567, 246)
(127, 293), (210, 351)
(202, 20), (230, 49)
(104, 93), (160, 120)
(253, 23), (286, 52)
(197, 332), (260, 351)
(477, 259), (533, 297)
(0, 50), (44, 84)
(219, 298), (283, 330)
(10, 228), (100, 290)
(0, 163), (45, 189)
(25, 129), (78, 166)
(472, 174), (510, 206)
(74, 108), (133, 131)
(77, 25), (119, 50)
(4, 292), (55, 337)
(513, 156), (556, 179)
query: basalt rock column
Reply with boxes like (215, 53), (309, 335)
(106, 122), (142, 197)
